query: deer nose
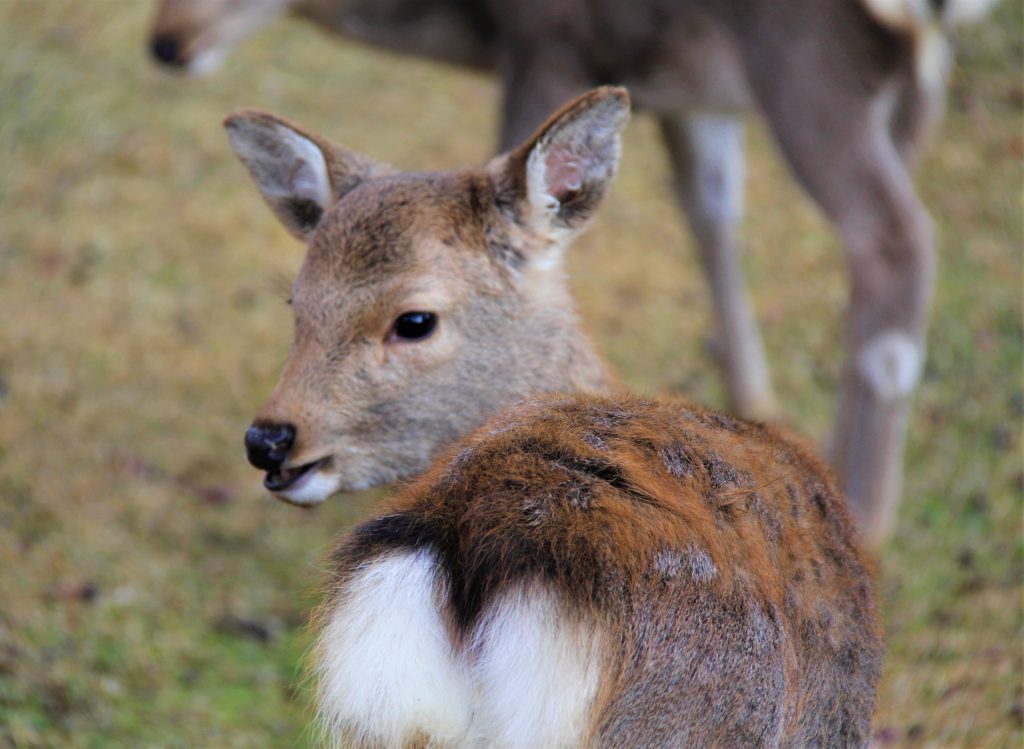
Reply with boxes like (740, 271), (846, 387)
(245, 422), (296, 471)
(151, 34), (185, 66)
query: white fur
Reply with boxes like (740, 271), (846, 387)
(531, 245), (567, 272)
(857, 330), (924, 402)
(523, 98), (627, 246)
(226, 121), (332, 212)
(185, 0), (291, 76)
(468, 587), (605, 748)
(857, 0), (997, 94)
(687, 114), (745, 225)
(316, 551), (606, 748)
(187, 46), (227, 76)
(273, 469), (340, 506)
(273, 126), (332, 209)
(943, 0), (999, 24)
(860, 0), (997, 30)
(916, 26), (951, 96)
(316, 549), (474, 748)
(859, 0), (931, 30)
(526, 146), (567, 235)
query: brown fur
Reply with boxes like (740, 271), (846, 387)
(323, 394), (882, 747)
(157, 0), (993, 543)
(225, 89), (882, 744)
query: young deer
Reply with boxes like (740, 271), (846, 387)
(225, 88), (881, 747)
(157, 0), (995, 542)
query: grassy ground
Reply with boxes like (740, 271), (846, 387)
(0, 1), (1020, 747)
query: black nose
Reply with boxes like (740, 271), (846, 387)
(151, 34), (184, 66)
(245, 422), (296, 471)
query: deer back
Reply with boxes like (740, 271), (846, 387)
(315, 394), (882, 748)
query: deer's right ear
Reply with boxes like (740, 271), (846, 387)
(224, 110), (385, 240)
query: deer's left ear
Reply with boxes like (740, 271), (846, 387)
(491, 87), (631, 240)
(224, 110), (391, 241)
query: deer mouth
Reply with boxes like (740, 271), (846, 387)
(264, 457), (329, 494)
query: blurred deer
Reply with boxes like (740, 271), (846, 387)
(225, 88), (882, 747)
(177, 0), (997, 542)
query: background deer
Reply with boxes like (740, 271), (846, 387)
(154, 0), (996, 543)
(225, 88), (882, 747)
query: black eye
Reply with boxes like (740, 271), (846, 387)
(390, 312), (437, 342)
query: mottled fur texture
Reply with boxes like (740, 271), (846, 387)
(225, 88), (883, 746)
(315, 394), (882, 747)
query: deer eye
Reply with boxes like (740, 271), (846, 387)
(389, 311), (437, 342)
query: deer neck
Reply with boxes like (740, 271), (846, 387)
(517, 266), (616, 398)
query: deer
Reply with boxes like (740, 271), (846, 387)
(224, 86), (882, 747)
(154, 0), (996, 543)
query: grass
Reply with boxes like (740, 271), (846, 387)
(0, 1), (1020, 746)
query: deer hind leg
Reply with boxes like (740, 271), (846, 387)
(659, 114), (776, 419)
(749, 62), (934, 544)
(889, 64), (948, 169)
(495, 40), (595, 149)
(829, 148), (933, 545)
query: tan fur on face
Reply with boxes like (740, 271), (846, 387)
(227, 93), (628, 497)
(272, 171), (610, 490)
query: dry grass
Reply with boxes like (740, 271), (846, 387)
(0, 1), (1020, 747)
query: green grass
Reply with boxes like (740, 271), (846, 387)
(0, 1), (1021, 746)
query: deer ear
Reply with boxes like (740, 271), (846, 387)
(493, 87), (630, 240)
(224, 110), (388, 240)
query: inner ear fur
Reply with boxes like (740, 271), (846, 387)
(224, 109), (392, 240)
(491, 87), (631, 233)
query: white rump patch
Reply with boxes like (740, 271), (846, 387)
(857, 330), (924, 402)
(315, 549), (473, 747)
(315, 551), (606, 747)
(468, 586), (605, 748)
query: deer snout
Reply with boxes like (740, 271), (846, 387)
(245, 422), (295, 472)
(150, 34), (186, 67)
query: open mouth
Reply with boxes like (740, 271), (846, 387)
(264, 457), (329, 493)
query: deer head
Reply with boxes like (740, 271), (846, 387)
(225, 87), (630, 504)
(149, 0), (293, 73)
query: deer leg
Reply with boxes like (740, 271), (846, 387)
(890, 70), (947, 169)
(828, 153), (934, 544)
(659, 114), (775, 420)
(733, 7), (938, 542)
(749, 77), (933, 543)
(496, 43), (593, 150)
